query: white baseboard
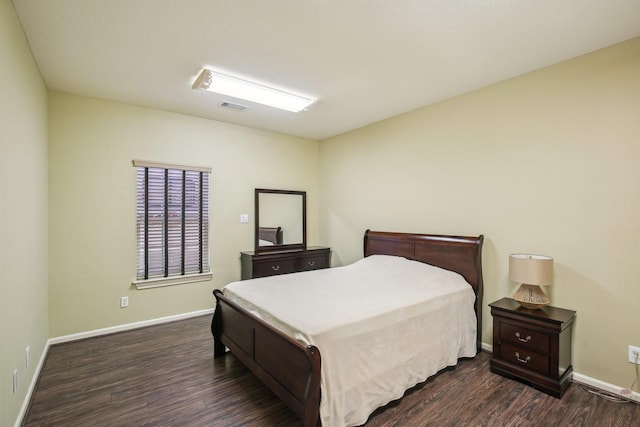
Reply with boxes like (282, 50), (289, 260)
(14, 338), (50, 427)
(573, 372), (640, 403)
(14, 308), (215, 427)
(48, 308), (214, 345)
(481, 341), (639, 403)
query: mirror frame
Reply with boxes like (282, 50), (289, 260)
(255, 188), (306, 252)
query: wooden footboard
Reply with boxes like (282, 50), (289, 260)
(211, 289), (321, 427)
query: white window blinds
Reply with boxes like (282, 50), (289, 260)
(134, 161), (210, 283)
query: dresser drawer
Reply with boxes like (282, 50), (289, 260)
(252, 259), (295, 278)
(297, 254), (329, 271)
(500, 322), (550, 355)
(241, 247), (331, 279)
(501, 343), (550, 376)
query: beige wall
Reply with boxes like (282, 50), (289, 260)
(47, 92), (320, 337)
(319, 38), (640, 388)
(3, 1), (639, 421)
(0, 1), (49, 425)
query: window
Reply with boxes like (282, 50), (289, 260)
(133, 160), (211, 289)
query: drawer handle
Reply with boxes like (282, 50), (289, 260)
(271, 265), (280, 271)
(515, 352), (531, 364)
(307, 261), (315, 267)
(515, 332), (531, 343)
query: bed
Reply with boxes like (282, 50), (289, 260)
(211, 230), (484, 426)
(258, 226), (283, 246)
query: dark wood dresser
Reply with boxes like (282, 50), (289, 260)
(240, 246), (331, 280)
(489, 297), (576, 398)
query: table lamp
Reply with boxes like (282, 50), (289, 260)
(509, 253), (553, 309)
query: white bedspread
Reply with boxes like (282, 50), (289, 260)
(223, 255), (477, 427)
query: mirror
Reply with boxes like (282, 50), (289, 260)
(255, 188), (306, 252)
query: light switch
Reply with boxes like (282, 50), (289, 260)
(240, 214), (249, 223)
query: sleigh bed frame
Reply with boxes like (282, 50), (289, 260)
(211, 230), (484, 426)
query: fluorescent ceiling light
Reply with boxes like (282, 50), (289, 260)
(192, 69), (315, 113)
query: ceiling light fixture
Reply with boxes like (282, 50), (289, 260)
(192, 68), (315, 113)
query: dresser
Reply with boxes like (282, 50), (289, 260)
(489, 297), (576, 398)
(240, 246), (331, 280)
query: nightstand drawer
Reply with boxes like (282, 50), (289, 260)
(297, 255), (329, 271)
(501, 343), (550, 376)
(252, 260), (295, 278)
(500, 322), (550, 354)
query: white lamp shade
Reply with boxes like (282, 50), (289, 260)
(509, 254), (553, 286)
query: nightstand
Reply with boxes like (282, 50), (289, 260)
(489, 297), (576, 398)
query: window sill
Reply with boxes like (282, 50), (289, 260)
(132, 272), (213, 290)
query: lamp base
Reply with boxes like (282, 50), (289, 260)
(512, 284), (550, 310)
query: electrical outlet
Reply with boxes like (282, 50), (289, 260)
(26, 345), (30, 368)
(120, 296), (129, 308)
(13, 369), (18, 393)
(240, 213), (249, 223)
(629, 345), (640, 364)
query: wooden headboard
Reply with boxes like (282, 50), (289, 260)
(259, 227), (283, 245)
(363, 229), (484, 350)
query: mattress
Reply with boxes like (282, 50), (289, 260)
(223, 254), (477, 427)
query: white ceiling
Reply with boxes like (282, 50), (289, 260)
(12, 0), (640, 140)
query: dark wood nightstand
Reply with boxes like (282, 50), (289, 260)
(489, 297), (576, 398)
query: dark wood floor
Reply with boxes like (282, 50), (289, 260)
(23, 315), (639, 427)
